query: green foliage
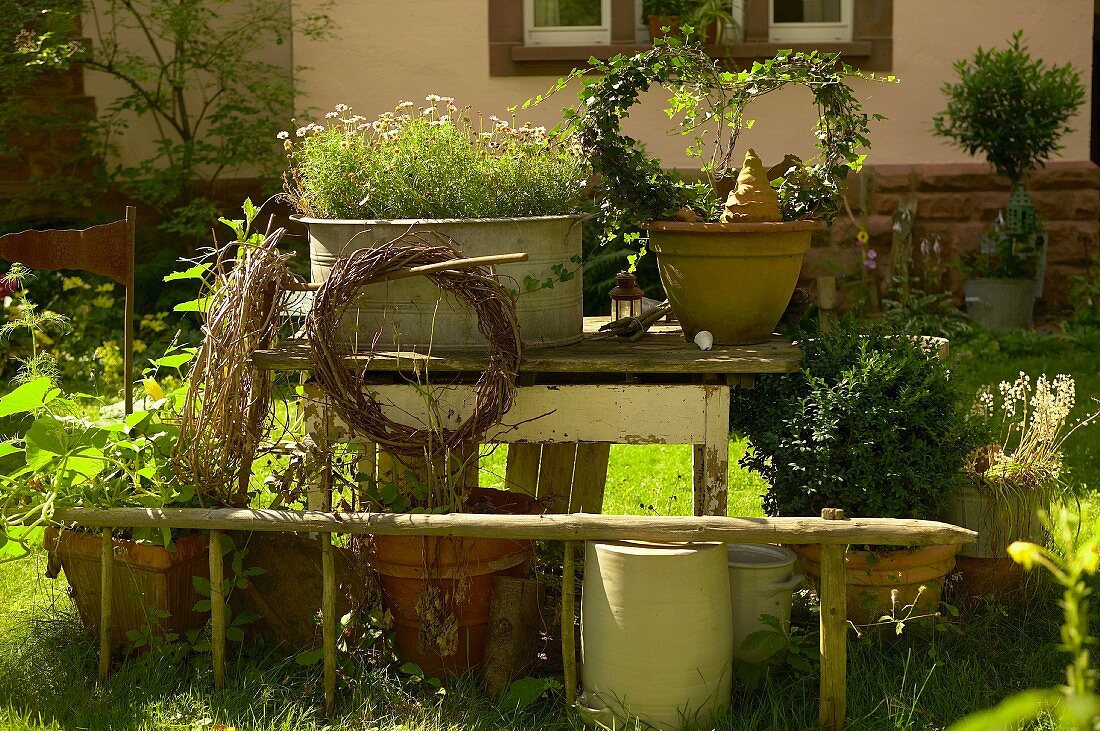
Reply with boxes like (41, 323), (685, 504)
(1, 269), (197, 397)
(530, 39), (889, 241)
(641, 0), (690, 16)
(0, 370), (198, 560)
(284, 100), (588, 220)
(956, 228), (1040, 280)
(84, 0), (331, 245)
(730, 318), (981, 519)
(883, 235), (971, 340)
(949, 508), (1100, 730)
(933, 31), (1085, 184)
(1068, 254), (1100, 330)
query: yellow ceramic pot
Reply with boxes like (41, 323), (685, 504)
(644, 220), (821, 345)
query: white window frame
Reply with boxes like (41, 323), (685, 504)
(524, 0), (612, 45)
(768, 0), (852, 43)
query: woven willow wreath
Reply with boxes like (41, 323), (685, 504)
(305, 231), (522, 458)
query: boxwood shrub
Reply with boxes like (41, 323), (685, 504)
(731, 318), (982, 520)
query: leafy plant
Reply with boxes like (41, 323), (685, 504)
(933, 31), (1085, 186)
(1068, 253), (1100, 330)
(949, 507), (1100, 730)
(529, 39), (890, 241)
(730, 317), (981, 520)
(956, 227), (1040, 280)
(0, 370), (197, 560)
(284, 99), (589, 220)
(883, 235), (971, 340)
(684, 0), (738, 43)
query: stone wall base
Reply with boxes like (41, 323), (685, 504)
(802, 161), (1100, 313)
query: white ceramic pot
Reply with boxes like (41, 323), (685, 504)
(579, 541), (733, 731)
(726, 544), (803, 663)
(299, 215), (584, 349)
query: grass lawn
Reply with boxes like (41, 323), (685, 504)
(0, 332), (1097, 730)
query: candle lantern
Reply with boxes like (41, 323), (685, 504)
(609, 271), (645, 321)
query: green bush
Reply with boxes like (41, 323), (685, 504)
(284, 100), (589, 220)
(730, 318), (982, 520)
(933, 31), (1085, 184)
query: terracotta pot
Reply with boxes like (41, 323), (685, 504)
(647, 14), (681, 39)
(953, 556), (1027, 598)
(369, 488), (538, 676)
(44, 527), (210, 647)
(643, 220), (821, 344)
(792, 543), (960, 625)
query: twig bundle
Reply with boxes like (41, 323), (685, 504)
(173, 228), (292, 507)
(306, 231), (521, 459)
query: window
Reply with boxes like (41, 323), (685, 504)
(769, 0), (852, 42)
(524, 0), (611, 45)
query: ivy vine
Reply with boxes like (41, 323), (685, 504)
(525, 36), (894, 238)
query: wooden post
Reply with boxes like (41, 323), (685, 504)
(321, 532), (337, 715)
(209, 529), (226, 690)
(693, 384), (730, 516)
(818, 508), (848, 730)
(98, 528), (113, 683)
(562, 540), (577, 711)
(818, 277), (838, 334)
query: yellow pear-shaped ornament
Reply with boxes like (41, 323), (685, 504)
(720, 148), (781, 223)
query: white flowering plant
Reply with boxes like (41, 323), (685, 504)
(282, 98), (589, 220)
(971, 373), (1098, 489)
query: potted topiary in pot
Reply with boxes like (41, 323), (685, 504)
(540, 39), (889, 344)
(283, 98), (590, 350)
(730, 318), (982, 623)
(933, 31), (1085, 332)
(945, 373), (1099, 597)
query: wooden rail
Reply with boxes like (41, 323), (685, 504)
(51, 507), (975, 730)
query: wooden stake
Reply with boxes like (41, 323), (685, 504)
(209, 529), (226, 690)
(562, 540), (577, 711)
(98, 528), (113, 683)
(51, 508), (977, 547)
(321, 532), (337, 715)
(818, 508), (848, 731)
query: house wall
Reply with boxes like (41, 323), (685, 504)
(291, 0), (1093, 169)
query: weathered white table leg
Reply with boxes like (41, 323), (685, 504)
(692, 384), (730, 517)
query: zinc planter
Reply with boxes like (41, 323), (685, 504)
(44, 527), (210, 647)
(579, 541), (733, 731)
(299, 215), (584, 349)
(643, 220), (821, 345)
(792, 544), (960, 625)
(964, 278), (1035, 332)
(368, 488), (537, 677)
(942, 484), (1044, 597)
(726, 544), (803, 663)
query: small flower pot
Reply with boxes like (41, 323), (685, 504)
(792, 543), (960, 625)
(646, 14), (682, 39)
(44, 527), (210, 647)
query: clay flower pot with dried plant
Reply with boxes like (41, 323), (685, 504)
(944, 373), (1100, 597)
(282, 98), (590, 350)
(534, 38), (892, 344)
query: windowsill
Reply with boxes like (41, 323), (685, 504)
(509, 40), (874, 64)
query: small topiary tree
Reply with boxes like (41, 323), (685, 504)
(932, 30), (1085, 187)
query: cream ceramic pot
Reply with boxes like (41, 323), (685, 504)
(726, 544), (803, 663)
(579, 541), (733, 731)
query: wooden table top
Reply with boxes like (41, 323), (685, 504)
(252, 317), (801, 375)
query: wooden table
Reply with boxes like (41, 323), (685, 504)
(254, 317), (800, 516)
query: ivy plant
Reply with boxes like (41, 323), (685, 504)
(526, 37), (892, 240)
